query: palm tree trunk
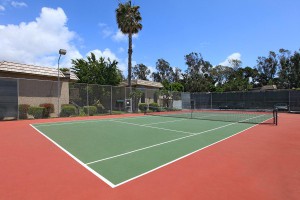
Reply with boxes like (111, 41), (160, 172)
(128, 33), (133, 87)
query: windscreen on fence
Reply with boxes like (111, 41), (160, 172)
(1, 76), (300, 121)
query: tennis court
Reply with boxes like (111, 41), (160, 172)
(31, 110), (277, 188)
(1, 112), (300, 200)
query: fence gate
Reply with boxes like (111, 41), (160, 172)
(0, 78), (18, 120)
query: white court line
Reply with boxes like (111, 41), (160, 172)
(114, 120), (263, 187)
(86, 120), (242, 165)
(109, 120), (195, 135)
(143, 118), (187, 125)
(31, 113), (270, 188)
(86, 114), (267, 165)
(33, 115), (153, 127)
(30, 124), (116, 188)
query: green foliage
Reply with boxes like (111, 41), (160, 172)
(18, 104), (30, 119)
(183, 52), (214, 92)
(83, 106), (97, 116)
(138, 103), (148, 112)
(60, 105), (77, 117)
(149, 102), (159, 112)
(72, 53), (122, 85)
(185, 52), (212, 76)
(39, 103), (54, 118)
(132, 63), (150, 80)
(28, 106), (45, 119)
(59, 68), (69, 73)
(256, 51), (278, 86)
(151, 59), (174, 82)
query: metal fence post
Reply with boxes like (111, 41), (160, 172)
(17, 79), (19, 120)
(110, 86), (113, 114)
(87, 84), (89, 116)
(288, 90), (291, 112)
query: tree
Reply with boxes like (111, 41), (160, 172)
(132, 63), (150, 80)
(71, 52), (122, 85)
(256, 51), (278, 86)
(116, 0), (142, 87)
(277, 49), (292, 89)
(183, 52), (214, 92)
(151, 59), (174, 82)
(185, 52), (212, 76)
(290, 50), (300, 88)
(173, 67), (182, 82)
(229, 59), (242, 71)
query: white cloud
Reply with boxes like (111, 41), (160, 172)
(0, 7), (82, 67)
(219, 52), (241, 66)
(118, 47), (125, 53)
(112, 29), (138, 42)
(11, 1), (27, 8)
(98, 23), (113, 38)
(0, 5), (5, 11)
(87, 48), (118, 62)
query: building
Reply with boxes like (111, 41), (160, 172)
(119, 79), (164, 89)
(0, 61), (78, 119)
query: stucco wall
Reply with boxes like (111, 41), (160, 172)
(18, 80), (69, 116)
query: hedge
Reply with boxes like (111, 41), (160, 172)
(83, 106), (97, 116)
(138, 103), (148, 112)
(149, 102), (159, 112)
(60, 105), (77, 117)
(28, 106), (45, 119)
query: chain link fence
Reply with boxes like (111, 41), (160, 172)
(0, 76), (300, 121)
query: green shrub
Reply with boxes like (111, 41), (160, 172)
(18, 104), (30, 119)
(149, 102), (159, 112)
(138, 103), (148, 112)
(28, 106), (45, 119)
(60, 105), (76, 117)
(39, 103), (54, 118)
(83, 106), (97, 116)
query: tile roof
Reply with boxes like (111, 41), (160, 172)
(0, 61), (78, 80)
(120, 79), (163, 88)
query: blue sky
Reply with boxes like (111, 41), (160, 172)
(1, 0), (300, 77)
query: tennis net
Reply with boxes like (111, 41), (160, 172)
(145, 107), (278, 125)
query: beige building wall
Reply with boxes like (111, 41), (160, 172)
(18, 80), (69, 116)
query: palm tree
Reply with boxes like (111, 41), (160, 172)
(116, 0), (142, 87)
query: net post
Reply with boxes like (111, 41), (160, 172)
(273, 109), (278, 125)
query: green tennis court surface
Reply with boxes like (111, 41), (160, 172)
(31, 115), (273, 187)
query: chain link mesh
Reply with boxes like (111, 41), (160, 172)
(0, 76), (300, 121)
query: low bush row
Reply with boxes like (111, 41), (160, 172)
(138, 103), (160, 112)
(19, 103), (55, 119)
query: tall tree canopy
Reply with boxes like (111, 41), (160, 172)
(183, 52), (214, 92)
(116, 0), (142, 87)
(132, 63), (150, 80)
(71, 52), (122, 86)
(151, 59), (174, 82)
(256, 51), (278, 86)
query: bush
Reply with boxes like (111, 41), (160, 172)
(149, 102), (159, 112)
(83, 106), (97, 116)
(28, 106), (45, 119)
(138, 103), (148, 112)
(39, 103), (54, 118)
(60, 105), (77, 117)
(18, 104), (30, 119)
